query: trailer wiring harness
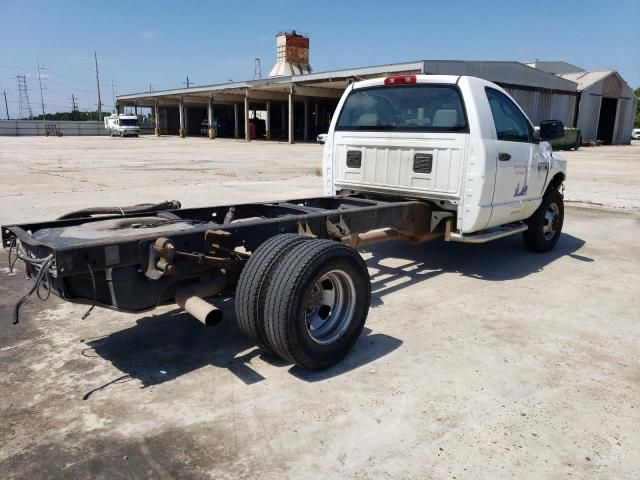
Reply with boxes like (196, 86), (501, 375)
(8, 237), (54, 325)
(8, 238), (102, 324)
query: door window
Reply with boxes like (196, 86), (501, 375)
(485, 88), (531, 142)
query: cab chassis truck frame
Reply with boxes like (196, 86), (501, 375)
(2, 74), (568, 371)
(3, 195), (472, 370)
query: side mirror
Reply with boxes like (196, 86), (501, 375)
(539, 120), (565, 141)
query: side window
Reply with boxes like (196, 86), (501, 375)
(485, 88), (531, 142)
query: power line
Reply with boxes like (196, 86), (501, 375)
(43, 67), (95, 86)
(45, 77), (96, 95)
(0, 65), (36, 71)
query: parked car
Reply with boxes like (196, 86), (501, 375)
(317, 133), (327, 144)
(632, 128), (640, 140)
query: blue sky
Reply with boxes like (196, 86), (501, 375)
(1, 0), (638, 116)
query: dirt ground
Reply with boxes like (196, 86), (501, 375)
(0, 136), (639, 479)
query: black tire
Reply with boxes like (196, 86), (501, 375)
(235, 234), (309, 352)
(523, 188), (564, 252)
(263, 239), (371, 370)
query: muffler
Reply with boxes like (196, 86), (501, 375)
(175, 274), (226, 326)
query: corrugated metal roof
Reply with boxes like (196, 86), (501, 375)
(525, 61), (584, 75)
(117, 61), (425, 100)
(117, 59), (580, 101)
(423, 60), (576, 91)
(559, 71), (614, 91)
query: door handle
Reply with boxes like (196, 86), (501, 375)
(498, 153), (511, 161)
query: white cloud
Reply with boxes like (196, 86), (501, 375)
(139, 31), (158, 39)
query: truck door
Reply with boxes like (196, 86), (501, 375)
(485, 87), (547, 227)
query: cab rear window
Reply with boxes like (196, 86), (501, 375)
(335, 85), (468, 132)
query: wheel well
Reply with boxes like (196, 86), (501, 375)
(546, 172), (565, 193)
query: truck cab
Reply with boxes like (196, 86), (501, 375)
(104, 114), (141, 137)
(323, 74), (567, 241)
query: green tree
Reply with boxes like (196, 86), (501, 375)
(31, 111), (105, 121)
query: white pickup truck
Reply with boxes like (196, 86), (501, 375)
(104, 113), (141, 137)
(324, 74), (567, 252)
(2, 74), (568, 371)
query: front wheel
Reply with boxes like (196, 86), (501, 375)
(523, 188), (564, 252)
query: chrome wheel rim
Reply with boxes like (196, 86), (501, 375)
(305, 269), (356, 345)
(543, 203), (560, 241)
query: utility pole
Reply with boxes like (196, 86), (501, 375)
(149, 83), (152, 92)
(111, 78), (117, 113)
(3, 90), (9, 120)
(71, 94), (78, 120)
(182, 76), (191, 88)
(36, 58), (46, 118)
(94, 51), (102, 121)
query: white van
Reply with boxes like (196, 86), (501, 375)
(104, 114), (140, 137)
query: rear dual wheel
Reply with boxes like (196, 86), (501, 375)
(235, 234), (308, 352)
(235, 235), (370, 370)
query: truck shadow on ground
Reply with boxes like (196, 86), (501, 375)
(83, 232), (587, 394)
(364, 232), (589, 307)
(83, 300), (402, 393)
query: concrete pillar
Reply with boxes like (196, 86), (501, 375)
(265, 101), (271, 140)
(288, 87), (294, 144)
(314, 102), (319, 132)
(207, 96), (215, 139)
(303, 98), (309, 141)
(281, 104), (286, 138)
(179, 97), (186, 138)
(154, 99), (160, 136)
(244, 94), (250, 142)
(116, 103), (122, 115)
(234, 103), (239, 139)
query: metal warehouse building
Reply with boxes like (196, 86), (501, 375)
(116, 32), (636, 144)
(528, 61), (636, 144)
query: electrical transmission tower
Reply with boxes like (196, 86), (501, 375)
(17, 75), (33, 119)
(254, 58), (262, 79)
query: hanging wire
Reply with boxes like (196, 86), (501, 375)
(81, 263), (97, 320)
(13, 254), (54, 324)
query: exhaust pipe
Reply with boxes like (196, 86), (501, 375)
(343, 228), (442, 248)
(175, 275), (225, 326)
